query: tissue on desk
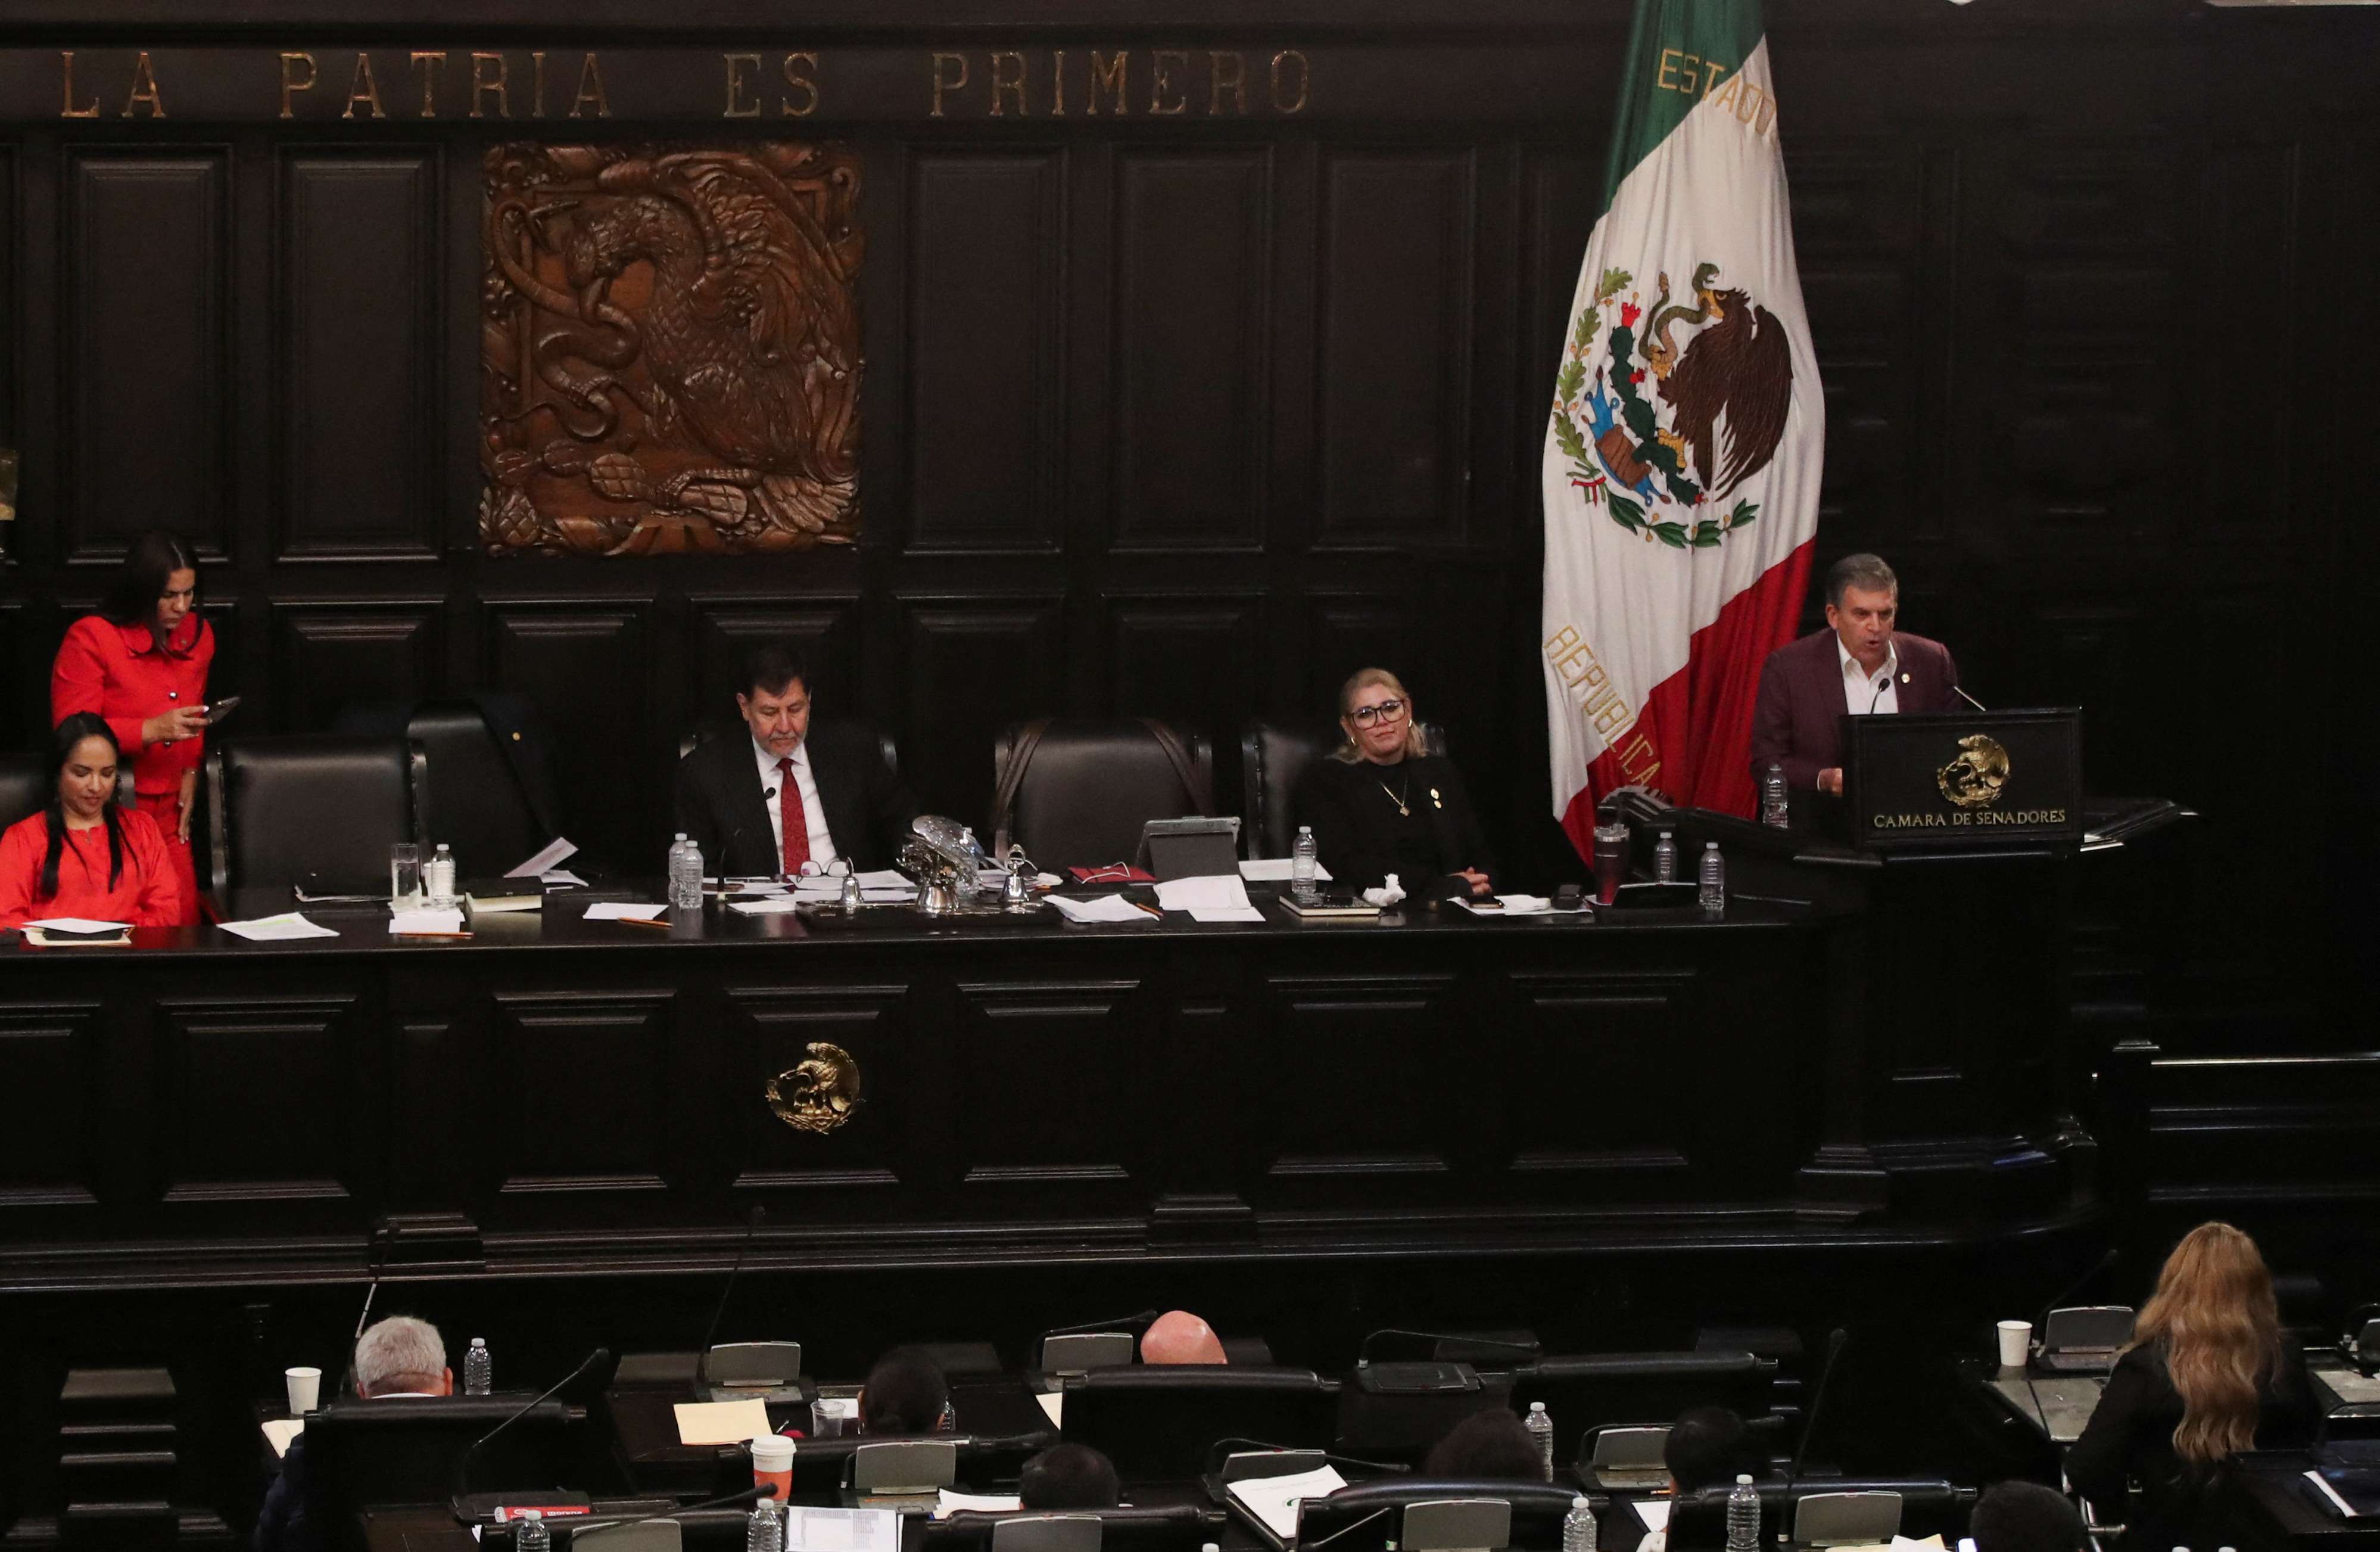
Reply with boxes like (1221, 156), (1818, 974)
(1362, 873), (1407, 908)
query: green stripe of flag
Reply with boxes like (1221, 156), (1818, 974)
(1597, 0), (1768, 218)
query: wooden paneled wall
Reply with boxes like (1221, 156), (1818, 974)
(0, 0), (2370, 1021)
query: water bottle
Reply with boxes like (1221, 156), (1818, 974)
(463, 1337), (491, 1396)
(1698, 841), (1725, 918)
(1291, 826), (1319, 900)
(515, 1509), (550, 1552)
(1725, 1475), (1760, 1552)
(746, 1498), (785, 1552)
(1761, 762), (1789, 829)
(1563, 1494), (1597, 1552)
(1653, 829), (1677, 883)
(668, 832), (704, 912)
(425, 843), (457, 907)
(1525, 1400), (1554, 1481)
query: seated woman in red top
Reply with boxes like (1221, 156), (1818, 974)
(50, 531), (215, 925)
(0, 714), (186, 931)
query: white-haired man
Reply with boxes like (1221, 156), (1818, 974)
(254, 1316), (453, 1552)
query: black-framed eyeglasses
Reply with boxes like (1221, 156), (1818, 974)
(1349, 699), (1408, 726)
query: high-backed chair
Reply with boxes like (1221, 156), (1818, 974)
(337, 697), (560, 879)
(303, 1398), (587, 1552)
(1239, 722), (1335, 860)
(990, 720), (1212, 873)
(1058, 1366), (1337, 1482)
(1292, 1481), (1596, 1552)
(207, 735), (423, 897)
(1666, 1478), (1976, 1548)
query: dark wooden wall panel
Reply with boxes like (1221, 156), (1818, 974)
(63, 150), (230, 562)
(278, 151), (438, 560)
(0, 1002), (103, 1209)
(486, 990), (675, 1203)
(895, 597), (1066, 824)
(151, 994), (360, 1205)
(1102, 596), (1263, 744)
(1315, 150), (1473, 545)
(906, 151), (1064, 552)
(1111, 149), (1270, 550)
(269, 601), (441, 732)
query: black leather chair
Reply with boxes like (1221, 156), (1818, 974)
(1509, 1351), (1777, 1469)
(207, 735), (424, 896)
(927, 1506), (1223, 1552)
(1292, 1481), (1595, 1552)
(303, 1397), (587, 1552)
(337, 697), (561, 879)
(1058, 1366), (1338, 1482)
(1666, 1477), (1976, 1547)
(1239, 721), (1335, 860)
(990, 719), (1213, 873)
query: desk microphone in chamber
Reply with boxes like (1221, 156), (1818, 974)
(448, 1346), (612, 1515)
(700, 1205), (767, 1360)
(1954, 685), (1989, 713)
(1787, 1326), (1849, 1485)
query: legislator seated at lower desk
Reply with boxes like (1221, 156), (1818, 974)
(1509, 1351), (1777, 1470)
(1058, 1366), (1339, 1482)
(304, 1396), (590, 1552)
(1285, 1480), (1602, 1552)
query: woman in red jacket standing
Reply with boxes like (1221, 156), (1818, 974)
(0, 714), (185, 929)
(50, 531), (215, 924)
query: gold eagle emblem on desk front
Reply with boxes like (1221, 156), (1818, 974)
(1936, 734), (2013, 810)
(767, 1042), (862, 1134)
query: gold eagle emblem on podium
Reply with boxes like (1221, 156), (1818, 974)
(767, 1042), (862, 1134)
(1936, 734), (2012, 810)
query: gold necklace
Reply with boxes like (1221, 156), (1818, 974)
(1379, 773), (1411, 817)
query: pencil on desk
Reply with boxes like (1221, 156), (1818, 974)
(392, 931), (473, 940)
(618, 916), (672, 929)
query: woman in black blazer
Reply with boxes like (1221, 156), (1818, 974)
(1290, 667), (1496, 901)
(2065, 1221), (2319, 1552)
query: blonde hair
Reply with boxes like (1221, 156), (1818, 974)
(2130, 1221), (2279, 1463)
(1332, 667), (1429, 763)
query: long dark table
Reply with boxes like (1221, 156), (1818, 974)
(0, 882), (1836, 1289)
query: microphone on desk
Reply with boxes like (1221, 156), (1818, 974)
(448, 1346), (613, 1517)
(1954, 685), (1989, 714)
(339, 1218), (397, 1399)
(1869, 677), (1893, 714)
(526, 1479), (777, 1538)
(699, 1205), (768, 1363)
(1787, 1327), (1849, 1485)
(1354, 1328), (1541, 1367)
(2034, 1247), (2122, 1336)
(1041, 1308), (1161, 1342)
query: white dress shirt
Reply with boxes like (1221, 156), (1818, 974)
(753, 736), (840, 867)
(1839, 636), (1901, 717)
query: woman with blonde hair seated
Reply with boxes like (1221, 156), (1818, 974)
(2066, 1221), (2317, 1551)
(1290, 667), (1496, 901)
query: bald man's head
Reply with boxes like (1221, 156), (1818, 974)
(1141, 1310), (1227, 1365)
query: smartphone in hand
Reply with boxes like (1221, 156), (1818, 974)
(201, 695), (241, 726)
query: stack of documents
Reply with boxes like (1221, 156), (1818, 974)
(1226, 1464), (1345, 1542)
(1047, 894), (1157, 925)
(1153, 875), (1265, 923)
(217, 913), (339, 941)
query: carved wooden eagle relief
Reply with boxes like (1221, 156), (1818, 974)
(480, 141), (864, 556)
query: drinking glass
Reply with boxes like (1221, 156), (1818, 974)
(1592, 821), (1630, 905)
(389, 843), (420, 906)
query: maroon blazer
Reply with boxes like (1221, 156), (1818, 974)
(1749, 628), (1961, 789)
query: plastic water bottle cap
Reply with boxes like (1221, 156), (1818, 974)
(1736, 1475), (1753, 1485)
(1573, 1495), (1591, 1509)
(470, 1337), (485, 1347)
(674, 832), (687, 842)
(1529, 1401), (1547, 1415)
(1706, 841), (1719, 851)
(521, 1510), (542, 1521)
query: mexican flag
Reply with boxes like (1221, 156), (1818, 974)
(1540, 0), (1823, 853)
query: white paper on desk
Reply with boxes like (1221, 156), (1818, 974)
(730, 897), (807, 915)
(1238, 858), (1332, 883)
(506, 836), (580, 878)
(934, 1492), (1024, 1518)
(25, 917), (130, 934)
(261, 1417), (304, 1458)
(1227, 1464), (1346, 1542)
(1893, 1537), (1948, 1552)
(1048, 894), (1155, 925)
(1154, 875), (1251, 913)
(787, 1507), (901, 1552)
(388, 907), (466, 935)
(672, 1397), (772, 1446)
(2308, 1470), (2360, 1518)
(584, 901), (667, 920)
(1033, 1391), (1063, 1426)
(217, 913), (339, 941)
(1189, 904), (1266, 923)
(1633, 1501), (1670, 1532)
(861, 886), (917, 902)
(541, 870), (588, 889)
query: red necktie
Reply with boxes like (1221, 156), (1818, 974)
(777, 757), (811, 875)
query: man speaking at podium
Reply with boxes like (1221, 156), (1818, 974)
(1750, 553), (1961, 798)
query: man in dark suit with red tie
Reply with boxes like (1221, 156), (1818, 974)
(674, 642), (920, 877)
(1750, 553), (1962, 798)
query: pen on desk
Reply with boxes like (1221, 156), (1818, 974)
(618, 916), (672, 929)
(392, 931), (473, 940)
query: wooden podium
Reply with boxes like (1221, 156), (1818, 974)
(1839, 708), (2084, 853)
